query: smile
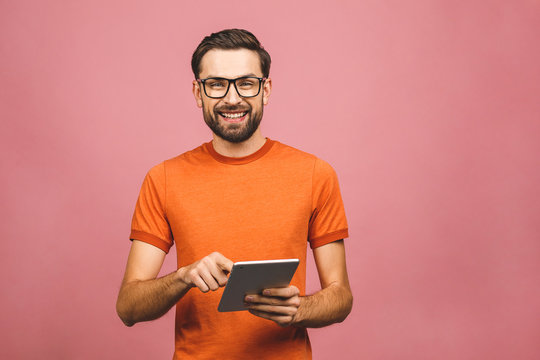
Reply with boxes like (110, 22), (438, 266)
(218, 111), (248, 122)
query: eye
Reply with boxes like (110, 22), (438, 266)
(207, 80), (227, 88)
(238, 80), (255, 88)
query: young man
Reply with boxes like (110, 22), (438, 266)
(116, 29), (352, 359)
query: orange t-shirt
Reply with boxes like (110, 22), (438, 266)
(130, 139), (348, 360)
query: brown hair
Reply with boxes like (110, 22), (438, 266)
(191, 29), (271, 79)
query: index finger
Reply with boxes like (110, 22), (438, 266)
(210, 252), (234, 273)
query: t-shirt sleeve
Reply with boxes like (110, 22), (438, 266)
(308, 158), (349, 249)
(129, 162), (174, 253)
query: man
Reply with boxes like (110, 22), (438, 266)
(116, 29), (352, 359)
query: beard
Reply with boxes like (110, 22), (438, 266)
(202, 101), (263, 143)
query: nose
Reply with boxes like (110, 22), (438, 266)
(222, 83), (242, 105)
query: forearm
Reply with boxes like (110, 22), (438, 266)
(116, 270), (191, 326)
(293, 283), (353, 328)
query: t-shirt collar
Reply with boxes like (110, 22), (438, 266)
(204, 138), (274, 165)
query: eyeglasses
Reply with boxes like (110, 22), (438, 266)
(197, 76), (266, 99)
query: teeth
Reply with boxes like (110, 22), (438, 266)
(221, 112), (247, 119)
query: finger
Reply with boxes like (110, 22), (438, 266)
(246, 304), (298, 316)
(206, 259), (229, 287)
(212, 252), (234, 273)
(191, 275), (209, 293)
(248, 309), (293, 327)
(203, 256), (228, 290)
(185, 267), (210, 292)
(262, 286), (299, 298)
(198, 267), (220, 291)
(244, 294), (299, 307)
(210, 268), (229, 287)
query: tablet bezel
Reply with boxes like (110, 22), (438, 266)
(217, 259), (300, 312)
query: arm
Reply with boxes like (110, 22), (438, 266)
(245, 239), (353, 327)
(294, 239), (353, 327)
(116, 240), (233, 327)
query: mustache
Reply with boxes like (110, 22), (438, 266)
(215, 105), (250, 112)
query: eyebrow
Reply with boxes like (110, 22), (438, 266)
(204, 73), (260, 79)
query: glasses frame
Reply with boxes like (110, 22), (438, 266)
(197, 76), (267, 99)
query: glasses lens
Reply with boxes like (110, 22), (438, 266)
(234, 77), (261, 97)
(204, 79), (229, 98)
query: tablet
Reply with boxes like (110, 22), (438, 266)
(218, 259), (299, 312)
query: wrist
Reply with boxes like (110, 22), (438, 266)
(175, 267), (193, 288)
(291, 296), (307, 327)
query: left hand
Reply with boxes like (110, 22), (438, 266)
(244, 285), (301, 327)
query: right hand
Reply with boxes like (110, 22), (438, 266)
(177, 252), (233, 293)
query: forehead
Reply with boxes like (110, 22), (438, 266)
(199, 49), (262, 78)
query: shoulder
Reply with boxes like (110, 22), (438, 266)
(164, 143), (208, 167)
(271, 140), (314, 158)
(271, 140), (336, 177)
(143, 142), (210, 177)
(141, 161), (166, 185)
(270, 140), (319, 165)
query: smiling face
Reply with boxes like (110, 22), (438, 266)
(193, 49), (271, 143)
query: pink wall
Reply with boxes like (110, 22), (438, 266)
(2, 1), (539, 359)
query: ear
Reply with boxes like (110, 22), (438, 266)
(192, 80), (203, 108)
(262, 78), (272, 106)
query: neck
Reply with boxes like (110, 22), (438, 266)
(212, 129), (266, 158)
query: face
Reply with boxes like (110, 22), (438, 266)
(193, 49), (271, 143)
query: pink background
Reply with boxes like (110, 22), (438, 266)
(2, 1), (539, 359)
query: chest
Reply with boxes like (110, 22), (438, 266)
(166, 164), (313, 263)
